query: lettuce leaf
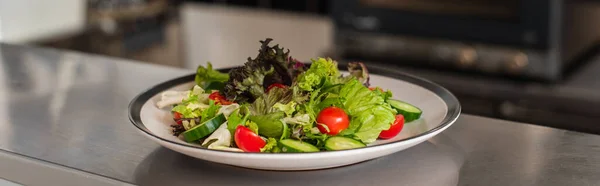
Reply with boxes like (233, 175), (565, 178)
(222, 38), (307, 103)
(246, 120), (260, 134)
(260, 138), (278, 152)
(283, 113), (311, 126)
(273, 101), (297, 116)
(248, 111), (285, 138)
(248, 87), (294, 115)
(200, 100), (221, 123)
(302, 126), (329, 148)
(195, 62), (229, 90)
(297, 58), (340, 91)
(172, 95), (206, 119)
(227, 106), (250, 134)
(371, 87), (393, 101)
(338, 79), (397, 143)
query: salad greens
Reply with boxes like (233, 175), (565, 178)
(222, 38), (306, 104)
(337, 79), (397, 143)
(156, 38), (423, 153)
(195, 62), (229, 91)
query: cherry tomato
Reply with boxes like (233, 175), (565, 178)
(208, 92), (233, 105)
(173, 112), (183, 125)
(234, 125), (266, 152)
(266, 83), (287, 93)
(379, 114), (405, 139)
(316, 106), (350, 135)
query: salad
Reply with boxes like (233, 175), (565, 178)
(156, 38), (422, 153)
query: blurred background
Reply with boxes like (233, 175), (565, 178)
(1, 0), (600, 134)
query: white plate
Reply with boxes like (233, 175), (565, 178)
(128, 65), (461, 170)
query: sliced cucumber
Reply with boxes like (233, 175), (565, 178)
(387, 99), (422, 122)
(324, 136), (366, 151)
(279, 139), (320, 153)
(182, 114), (226, 142)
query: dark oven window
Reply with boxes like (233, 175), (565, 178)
(360, 0), (520, 21)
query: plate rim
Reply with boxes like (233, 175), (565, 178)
(128, 65), (461, 156)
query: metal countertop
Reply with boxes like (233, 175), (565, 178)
(1, 44), (600, 186)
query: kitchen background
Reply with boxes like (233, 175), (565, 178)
(1, 0), (600, 135)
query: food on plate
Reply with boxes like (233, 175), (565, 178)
(156, 38), (423, 152)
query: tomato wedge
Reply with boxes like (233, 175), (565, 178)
(173, 112), (183, 125)
(316, 106), (350, 135)
(379, 114), (405, 139)
(208, 92), (233, 105)
(234, 125), (266, 152)
(266, 83), (287, 93)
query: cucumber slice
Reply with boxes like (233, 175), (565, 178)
(279, 139), (320, 153)
(182, 114), (226, 142)
(324, 136), (366, 151)
(387, 99), (422, 122)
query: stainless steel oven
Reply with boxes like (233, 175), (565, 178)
(332, 0), (600, 81)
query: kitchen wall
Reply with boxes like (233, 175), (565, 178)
(0, 0), (85, 43)
(180, 3), (333, 69)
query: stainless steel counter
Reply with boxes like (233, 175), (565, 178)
(1, 43), (600, 186)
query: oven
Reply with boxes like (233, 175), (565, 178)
(332, 0), (600, 81)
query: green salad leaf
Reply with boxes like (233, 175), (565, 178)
(302, 126), (329, 148)
(171, 85), (213, 119)
(283, 113), (311, 126)
(172, 95), (206, 119)
(371, 87), (393, 101)
(300, 88), (321, 122)
(200, 100), (221, 123)
(172, 104), (199, 119)
(248, 87), (293, 115)
(227, 106), (250, 134)
(297, 58), (340, 91)
(248, 111), (285, 138)
(273, 101), (297, 116)
(260, 138), (278, 152)
(246, 120), (260, 134)
(338, 79), (397, 143)
(222, 38), (307, 104)
(195, 62), (229, 90)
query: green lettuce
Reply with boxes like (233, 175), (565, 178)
(260, 138), (278, 152)
(338, 79), (397, 143)
(200, 100), (221, 123)
(370, 87), (393, 101)
(297, 58), (340, 91)
(195, 62), (229, 90)
(283, 113), (311, 126)
(273, 101), (297, 116)
(227, 106), (250, 134)
(248, 111), (285, 138)
(222, 38), (307, 104)
(248, 87), (294, 115)
(172, 94), (205, 118)
(172, 104), (200, 119)
(302, 126), (329, 148)
(246, 120), (260, 134)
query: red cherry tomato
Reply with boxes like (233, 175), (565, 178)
(208, 92), (233, 105)
(379, 114), (405, 139)
(266, 83), (287, 93)
(173, 112), (183, 125)
(316, 106), (350, 135)
(234, 125), (266, 152)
